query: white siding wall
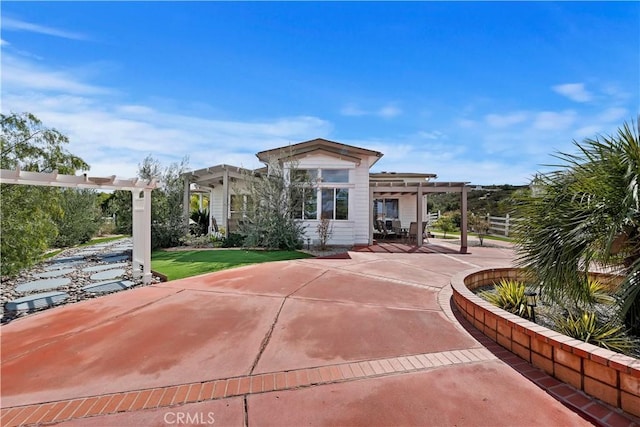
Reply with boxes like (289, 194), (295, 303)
(397, 195), (430, 228)
(292, 154), (369, 246)
(352, 159), (371, 245)
(210, 186), (224, 226)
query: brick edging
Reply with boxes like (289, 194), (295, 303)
(450, 267), (640, 419)
(0, 349), (496, 427)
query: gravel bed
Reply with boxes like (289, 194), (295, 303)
(0, 238), (161, 324)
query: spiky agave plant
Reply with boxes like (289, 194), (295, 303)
(553, 311), (638, 355)
(480, 279), (530, 318)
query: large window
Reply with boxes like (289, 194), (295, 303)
(291, 168), (350, 221)
(321, 188), (349, 220)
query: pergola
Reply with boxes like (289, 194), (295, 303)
(0, 167), (157, 283)
(182, 164), (254, 235)
(370, 180), (469, 253)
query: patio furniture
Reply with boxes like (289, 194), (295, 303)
(376, 219), (397, 240)
(408, 222), (429, 245)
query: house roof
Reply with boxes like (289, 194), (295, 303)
(370, 172), (437, 180)
(255, 138), (383, 167)
(182, 164), (254, 187)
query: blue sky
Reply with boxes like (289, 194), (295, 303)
(2, 2), (638, 184)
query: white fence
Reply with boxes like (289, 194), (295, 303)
(485, 213), (520, 237)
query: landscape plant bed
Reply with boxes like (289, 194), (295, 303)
(451, 267), (640, 418)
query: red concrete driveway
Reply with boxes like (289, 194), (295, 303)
(0, 242), (605, 426)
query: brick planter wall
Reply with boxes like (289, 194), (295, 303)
(450, 267), (640, 417)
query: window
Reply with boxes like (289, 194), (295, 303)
(293, 188), (317, 220)
(374, 198), (399, 219)
(291, 169), (318, 183)
(230, 194), (252, 219)
(321, 188), (349, 220)
(322, 169), (348, 183)
(291, 168), (350, 221)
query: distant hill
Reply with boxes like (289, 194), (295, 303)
(427, 184), (528, 216)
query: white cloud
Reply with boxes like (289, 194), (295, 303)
(597, 107), (628, 123)
(533, 110), (577, 131)
(378, 105), (402, 118)
(2, 56), (110, 95)
(416, 130), (445, 140)
(340, 103), (367, 116)
(340, 102), (401, 118)
(2, 17), (88, 40)
(552, 83), (593, 103)
(1, 54), (332, 179)
(485, 112), (528, 128)
(1, 39), (9, 46)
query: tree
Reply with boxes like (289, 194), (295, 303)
(139, 155), (189, 249)
(434, 214), (455, 238)
(52, 189), (103, 247)
(514, 121), (640, 334)
(1, 113), (89, 277)
(469, 212), (491, 246)
(238, 158), (310, 250)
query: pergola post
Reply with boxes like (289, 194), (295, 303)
(369, 186), (375, 245)
(222, 168), (229, 236)
(209, 187), (215, 235)
(417, 184), (424, 247)
(131, 188), (153, 284)
(183, 177), (191, 231)
(460, 185), (468, 254)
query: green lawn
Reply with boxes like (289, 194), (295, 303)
(151, 249), (313, 281)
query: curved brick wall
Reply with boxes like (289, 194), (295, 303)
(450, 267), (640, 417)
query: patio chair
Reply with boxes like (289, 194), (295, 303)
(408, 222), (429, 245)
(376, 219), (397, 240)
(408, 222), (418, 244)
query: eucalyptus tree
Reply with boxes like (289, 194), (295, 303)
(515, 121), (639, 334)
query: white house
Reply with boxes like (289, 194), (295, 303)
(183, 138), (469, 253)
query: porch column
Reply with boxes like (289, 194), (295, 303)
(369, 187), (375, 245)
(209, 187), (215, 235)
(460, 185), (468, 254)
(132, 188), (153, 284)
(183, 177), (191, 230)
(417, 184), (424, 247)
(222, 168), (229, 237)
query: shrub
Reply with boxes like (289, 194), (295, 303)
(434, 214), (455, 238)
(317, 217), (333, 250)
(553, 311), (638, 355)
(480, 279), (531, 319)
(52, 189), (102, 247)
(223, 233), (244, 248)
(190, 208), (209, 236)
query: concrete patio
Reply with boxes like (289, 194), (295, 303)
(1, 241), (634, 426)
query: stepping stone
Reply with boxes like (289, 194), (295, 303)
(6, 291), (69, 311)
(15, 278), (71, 293)
(90, 269), (125, 281)
(83, 280), (134, 294)
(101, 255), (129, 263)
(82, 262), (129, 273)
(75, 251), (96, 257)
(34, 268), (75, 278)
(51, 256), (84, 264)
(43, 261), (83, 270)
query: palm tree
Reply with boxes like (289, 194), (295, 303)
(515, 121), (639, 334)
